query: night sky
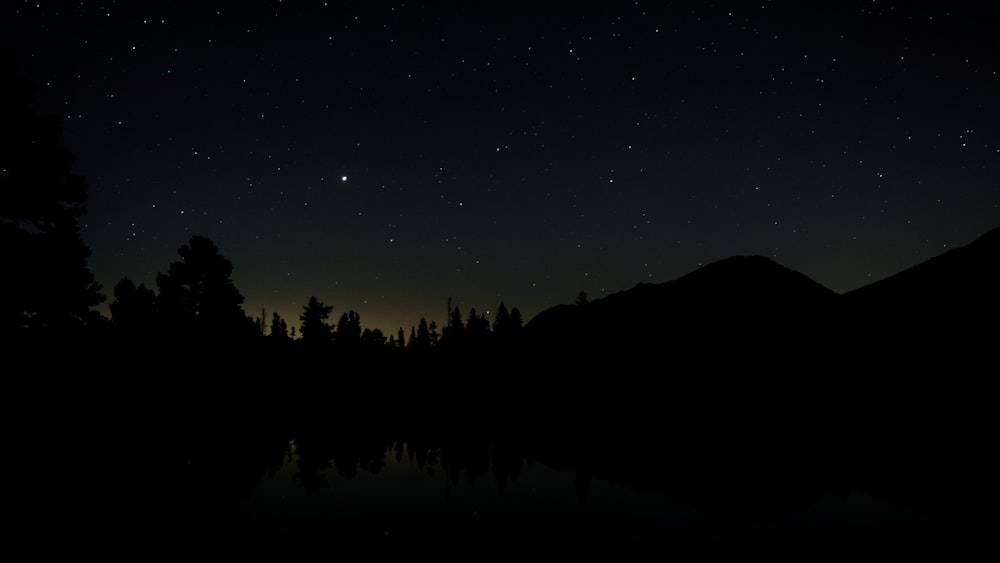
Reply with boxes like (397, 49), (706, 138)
(5, 1), (997, 335)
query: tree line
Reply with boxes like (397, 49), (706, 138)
(109, 235), (526, 352)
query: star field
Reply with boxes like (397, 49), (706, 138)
(5, 1), (997, 334)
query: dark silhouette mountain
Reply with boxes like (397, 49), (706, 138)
(524, 254), (839, 364)
(833, 226), (999, 377)
(524, 229), (998, 367)
(842, 227), (999, 351)
(843, 227), (999, 308)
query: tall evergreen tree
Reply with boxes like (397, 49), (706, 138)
(109, 277), (157, 336)
(361, 327), (386, 349)
(1, 53), (104, 333)
(492, 301), (523, 345)
(270, 311), (289, 339)
(299, 296), (333, 346)
(428, 320), (440, 346)
(415, 317), (431, 348)
(509, 307), (523, 332)
(441, 306), (465, 346)
(466, 307), (490, 343)
(336, 310), (361, 348)
(493, 301), (511, 335)
(155, 235), (249, 339)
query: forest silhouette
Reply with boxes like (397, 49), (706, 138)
(3, 49), (995, 546)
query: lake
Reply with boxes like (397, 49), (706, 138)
(233, 435), (958, 543)
(29, 371), (981, 547)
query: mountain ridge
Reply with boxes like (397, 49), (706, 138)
(525, 227), (999, 339)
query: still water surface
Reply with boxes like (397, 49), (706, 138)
(237, 439), (954, 542)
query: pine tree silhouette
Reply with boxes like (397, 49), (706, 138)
(1, 52), (103, 334)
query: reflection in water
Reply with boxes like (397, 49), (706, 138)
(237, 439), (956, 541)
(240, 440), (718, 538)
